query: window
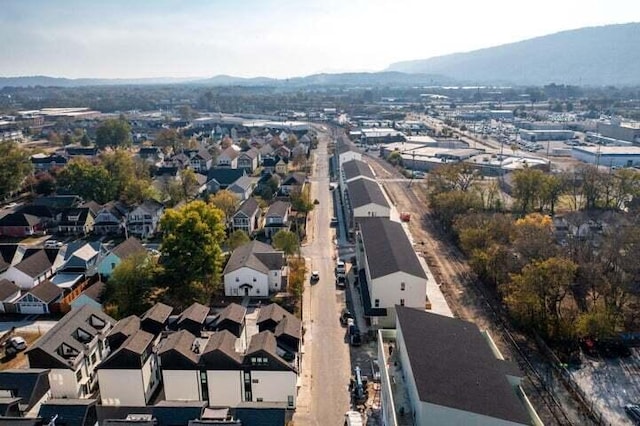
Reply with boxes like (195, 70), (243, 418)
(90, 353), (97, 365)
(252, 379), (259, 384)
(257, 397), (263, 402)
(253, 277), (256, 282)
(76, 369), (82, 381)
(111, 263), (116, 270)
(287, 395), (294, 407)
(236, 277), (239, 282)
(374, 299), (380, 308)
(400, 282), (405, 291)
(245, 391), (252, 401)
(400, 299), (405, 306)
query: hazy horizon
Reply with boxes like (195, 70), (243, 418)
(2, 0), (639, 79)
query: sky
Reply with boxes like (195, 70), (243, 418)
(1, 0), (639, 79)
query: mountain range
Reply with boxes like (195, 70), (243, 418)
(1, 23), (639, 88)
(387, 23), (640, 86)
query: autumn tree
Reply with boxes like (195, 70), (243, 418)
(56, 158), (116, 203)
(209, 190), (239, 221)
(0, 141), (33, 199)
(155, 128), (184, 154)
(505, 257), (577, 339)
(290, 187), (314, 214)
(512, 213), (556, 262)
(96, 118), (132, 149)
(160, 201), (226, 307)
(428, 163), (478, 195)
(511, 167), (546, 214)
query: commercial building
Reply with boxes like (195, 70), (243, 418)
(519, 129), (574, 142)
(571, 146), (640, 168)
(597, 120), (640, 144)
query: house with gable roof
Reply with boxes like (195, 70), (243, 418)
(231, 198), (261, 235)
(126, 200), (164, 239)
(25, 305), (115, 398)
(223, 241), (286, 297)
(97, 237), (146, 278)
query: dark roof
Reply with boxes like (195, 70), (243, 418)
(141, 303), (173, 325)
(0, 244), (19, 265)
(80, 201), (102, 216)
(358, 218), (426, 280)
(274, 316), (301, 342)
(346, 179), (389, 209)
(0, 279), (19, 301)
(97, 405), (154, 425)
(207, 168), (246, 186)
(358, 269), (387, 317)
(342, 159), (375, 181)
(192, 148), (212, 162)
(132, 199), (164, 214)
(245, 331), (294, 371)
(0, 397), (21, 416)
(58, 207), (93, 226)
(223, 241), (284, 275)
(99, 330), (154, 369)
(15, 250), (52, 278)
(178, 302), (210, 326)
(153, 400), (206, 426)
(0, 369), (50, 412)
(32, 195), (82, 209)
(217, 303), (246, 325)
(201, 330), (243, 367)
(26, 279), (63, 304)
(0, 213), (40, 227)
(0, 417), (41, 425)
(234, 198), (260, 218)
(239, 147), (259, 159)
(38, 398), (97, 426)
(281, 172), (305, 186)
(234, 403), (289, 426)
(26, 305), (115, 370)
(79, 281), (106, 303)
(157, 329), (200, 366)
(395, 307), (529, 424)
(257, 304), (295, 326)
(111, 237), (146, 260)
(337, 142), (356, 155)
(265, 201), (290, 218)
(108, 315), (141, 343)
(15, 204), (57, 219)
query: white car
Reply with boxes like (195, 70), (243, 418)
(44, 240), (63, 248)
(310, 271), (320, 282)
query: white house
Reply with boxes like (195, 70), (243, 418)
(356, 218), (427, 328)
(232, 198), (261, 235)
(126, 200), (164, 239)
(217, 146), (240, 168)
(223, 241), (286, 297)
(346, 179), (390, 230)
(336, 143), (362, 168)
(1, 250), (54, 290)
(378, 307), (538, 426)
(26, 305), (114, 398)
(264, 201), (290, 238)
(227, 175), (255, 201)
(97, 328), (160, 406)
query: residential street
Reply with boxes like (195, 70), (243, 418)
(294, 128), (351, 425)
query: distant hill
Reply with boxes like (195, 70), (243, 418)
(387, 23), (640, 86)
(0, 71), (454, 89)
(0, 75), (199, 88)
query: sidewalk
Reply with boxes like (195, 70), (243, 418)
(293, 255), (314, 422)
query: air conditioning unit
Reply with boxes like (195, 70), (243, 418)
(125, 414), (153, 421)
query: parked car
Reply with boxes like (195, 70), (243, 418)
(4, 336), (27, 357)
(340, 308), (353, 326)
(310, 271), (320, 282)
(348, 324), (361, 346)
(335, 260), (346, 277)
(44, 239), (63, 248)
(330, 217), (338, 227)
(336, 275), (346, 288)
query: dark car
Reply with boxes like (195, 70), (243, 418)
(348, 324), (361, 346)
(340, 308), (353, 326)
(336, 275), (346, 288)
(625, 404), (640, 425)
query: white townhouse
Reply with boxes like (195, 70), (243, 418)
(223, 241), (286, 297)
(355, 217), (427, 328)
(339, 159), (376, 195)
(345, 179), (391, 230)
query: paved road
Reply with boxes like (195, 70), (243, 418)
(295, 129), (351, 425)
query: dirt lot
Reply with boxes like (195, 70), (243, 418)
(361, 150), (591, 426)
(0, 331), (42, 370)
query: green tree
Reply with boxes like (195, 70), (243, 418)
(511, 167), (546, 214)
(227, 230), (250, 250)
(108, 252), (161, 318)
(80, 133), (92, 147)
(96, 118), (132, 149)
(272, 230), (299, 256)
(0, 141), (33, 199)
(387, 151), (403, 167)
(57, 158), (116, 203)
(33, 173), (56, 195)
(160, 201), (226, 307)
(290, 187), (314, 214)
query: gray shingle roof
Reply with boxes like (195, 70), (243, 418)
(0, 279), (19, 301)
(256, 303), (295, 326)
(141, 303), (173, 324)
(178, 302), (210, 325)
(274, 316), (301, 341)
(15, 250), (52, 278)
(234, 198), (260, 218)
(342, 159), (375, 181)
(347, 179), (389, 209)
(26, 305), (115, 369)
(217, 303), (246, 325)
(0, 213), (40, 227)
(358, 218), (426, 280)
(396, 307), (529, 424)
(265, 201), (290, 218)
(111, 237), (146, 260)
(157, 329), (200, 365)
(108, 315), (141, 341)
(27, 279), (63, 303)
(201, 330), (243, 365)
(223, 241), (284, 275)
